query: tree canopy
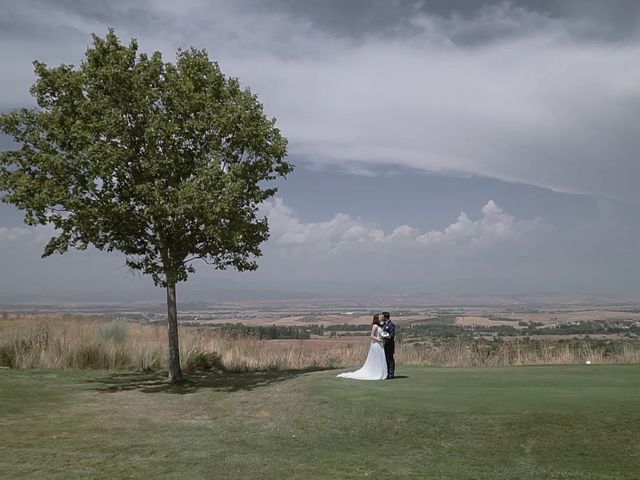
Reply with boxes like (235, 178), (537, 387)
(0, 30), (293, 380)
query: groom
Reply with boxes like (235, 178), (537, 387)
(381, 311), (395, 379)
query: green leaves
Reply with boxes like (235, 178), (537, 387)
(0, 29), (292, 287)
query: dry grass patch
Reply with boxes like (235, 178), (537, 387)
(507, 309), (640, 324)
(455, 316), (521, 327)
(2, 314), (640, 372)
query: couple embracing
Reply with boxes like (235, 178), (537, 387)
(338, 311), (396, 381)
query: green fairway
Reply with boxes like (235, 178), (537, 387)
(1, 365), (639, 479)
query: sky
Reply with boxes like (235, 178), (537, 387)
(1, 0), (640, 301)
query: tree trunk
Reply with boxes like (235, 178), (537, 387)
(166, 282), (183, 382)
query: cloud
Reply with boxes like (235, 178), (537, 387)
(262, 199), (385, 252)
(242, 33), (640, 204)
(245, 196), (640, 295)
(2, 195), (640, 296)
(2, 2), (640, 297)
(241, 197), (560, 293)
(1, 197), (549, 263)
(2, 2), (640, 204)
(262, 198), (550, 256)
(0, 225), (54, 246)
(414, 200), (547, 247)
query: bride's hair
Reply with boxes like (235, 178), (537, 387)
(372, 314), (380, 325)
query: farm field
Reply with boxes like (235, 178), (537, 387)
(182, 309), (640, 328)
(503, 310), (640, 324)
(1, 365), (639, 479)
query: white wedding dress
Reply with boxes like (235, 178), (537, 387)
(337, 325), (388, 380)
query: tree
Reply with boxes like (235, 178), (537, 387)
(0, 30), (292, 382)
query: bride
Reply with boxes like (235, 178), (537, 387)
(337, 314), (388, 380)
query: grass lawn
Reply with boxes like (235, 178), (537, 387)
(1, 365), (639, 479)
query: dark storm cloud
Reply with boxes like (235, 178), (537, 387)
(249, 0), (640, 42)
(2, 0), (640, 204)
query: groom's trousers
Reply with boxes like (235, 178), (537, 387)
(384, 339), (395, 378)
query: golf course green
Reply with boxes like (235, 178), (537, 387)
(1, 365), (639, 479)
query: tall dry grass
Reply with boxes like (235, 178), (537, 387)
(402, 337), (640, 367)
(1, 314), (639, 372)
(0, 315), (165, 370)
(0, 315), (358, 372)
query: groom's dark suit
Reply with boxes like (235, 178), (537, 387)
(382, 319), (396, 379)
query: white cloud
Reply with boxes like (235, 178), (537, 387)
(262, 198), (549, 256)
(388, 225), (417, 241)
(0, 225), (54, 246)
(234, 196), (564, 293)
(2, 196), (640, 296)
(416, 200), (523, 247)
(263, 199), (385, 252)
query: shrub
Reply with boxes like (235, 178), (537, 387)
(184, 351), (225, 373)
(0, 343), (15, 368)
(99, 320), (129, 343)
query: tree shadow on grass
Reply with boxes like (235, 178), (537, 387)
(91, 367), (332, 395)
